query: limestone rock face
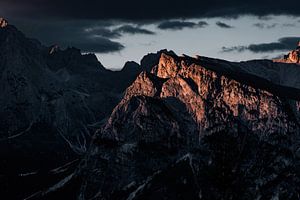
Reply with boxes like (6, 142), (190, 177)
(106, 53), (299, 140)
(156, 53), (180, 78)
(124, 71), (164, 99)
(288, 50), (300, 63)
(273, 42), (300, 64)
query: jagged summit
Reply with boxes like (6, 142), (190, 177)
(98, 51), (300, 145)
(140, 49), (176, 72)
(83, 48), (300, 200)
(273, 41), (300, 64)
(0, 17), (8, 28)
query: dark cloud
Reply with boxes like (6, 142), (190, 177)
(257, 16), (273, 21)
(264, 23), (276, 28)
(72, 37), (124, 53)
(222, 37), (300, 53)
(115, 25), (155, 35)
(282, 23), (296, 27)
(253, 23), (277, 29)
(198, 21), (209, 27)
(1, 0), (300, 21)
(158, 21), (197, 30)
(216, 21), (234, 28)
(247, 43), (286, 53)
(85, 27), (121, 39)
(253, 23), (265, 29)
(85, 25), (155, 39)
(10, 20), (156, 53)
(222, 46), (247, 53)
(14, 20), (124, 53)
(157, 20), (208, 30)
(2, 0), (299, 55)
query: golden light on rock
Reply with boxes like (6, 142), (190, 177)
(0, 17), (8, 28)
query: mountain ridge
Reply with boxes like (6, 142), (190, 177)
(68, 49), (300, 200)
(1, 19), (300, 199)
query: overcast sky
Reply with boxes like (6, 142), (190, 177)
(1, 0), (300, 69)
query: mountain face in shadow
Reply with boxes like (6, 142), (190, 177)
(0, 20), (144, 199)
(1, 19), (300, 200)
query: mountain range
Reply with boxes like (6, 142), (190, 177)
(1, 18), (300, 199)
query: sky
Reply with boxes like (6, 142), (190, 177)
(1, 0), (300, 69)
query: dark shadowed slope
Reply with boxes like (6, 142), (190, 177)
(0, 19), (144, 199)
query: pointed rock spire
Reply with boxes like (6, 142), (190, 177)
(273, 41), (300, 64)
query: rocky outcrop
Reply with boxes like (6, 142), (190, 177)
(0, 18), (8, 28)
(140, 49), (176, 72)
(273, 42), (300, 64)
(103, 53), (299, 141)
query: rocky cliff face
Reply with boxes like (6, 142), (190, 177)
(41, 52), (300, 200)
(100, 52), (299, 146)
(274, 42), (300, 64)
(0, 18), (8, 28)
